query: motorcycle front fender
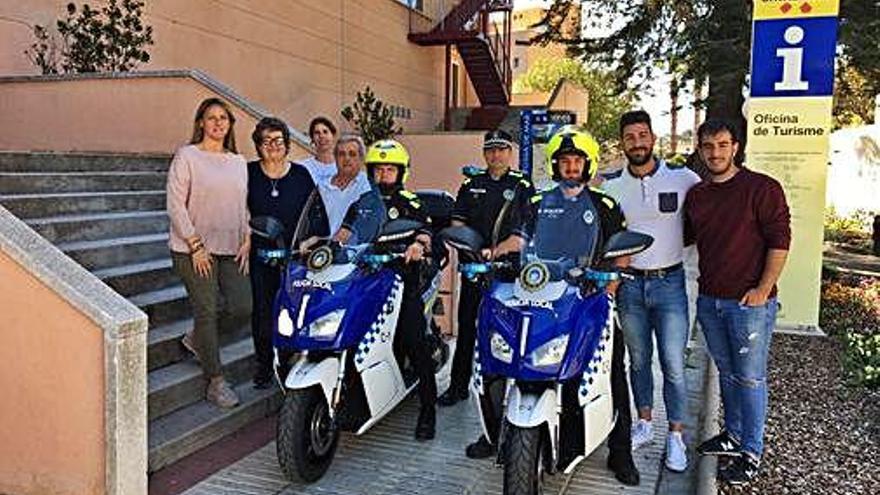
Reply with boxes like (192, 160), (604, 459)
(284, 356), (340, 407)
(505, 386), (557, 429)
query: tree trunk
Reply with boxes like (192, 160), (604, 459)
(670, 75), (680, 155)
(704, 0), (752, 164)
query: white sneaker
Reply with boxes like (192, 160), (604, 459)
(666, 431), (688, 472)
(631, 419), (654, 450)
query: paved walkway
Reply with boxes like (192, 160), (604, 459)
(182, 250), (707, 495)
(180, 359), (707, 495)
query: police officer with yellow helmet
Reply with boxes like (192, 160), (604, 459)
(533, 126), (641, 486)
(364, 139), (438, 440)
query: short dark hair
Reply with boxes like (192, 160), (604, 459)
(308, 116), (337, 140)
(619, 110), (653, 136)
(252, 117), (290, 158)
(697, 119), (740, 145)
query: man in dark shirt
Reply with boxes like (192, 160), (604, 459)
(685, 119), (791, 486)
(439, 129), (536, 411)
(362, 138), (439, 440)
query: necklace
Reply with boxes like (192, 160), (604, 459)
(263, 161), (290, 198)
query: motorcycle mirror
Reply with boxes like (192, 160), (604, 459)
(249, 216), (286, 242)
(601, 230), (654, 259)
(376, 219), (424, 244)
(438, 225), (484, 254)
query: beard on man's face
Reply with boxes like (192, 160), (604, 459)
(624, 147), (652, 166)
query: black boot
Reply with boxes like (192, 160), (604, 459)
(415, 406), (436, 441)
(437, 387), (468, 407)
(465, 435), (496, 459)
(607, 450), (640, 486)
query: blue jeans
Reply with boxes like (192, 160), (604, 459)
(697, 295), (777, 458)
(617, 268), (690, 425)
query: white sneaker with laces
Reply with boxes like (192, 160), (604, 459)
(666, 431), (688, 472)
(631, 419), (654, 450)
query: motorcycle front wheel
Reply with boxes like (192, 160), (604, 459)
(503, 424), (545, 495)
(276, 386), (339, 483)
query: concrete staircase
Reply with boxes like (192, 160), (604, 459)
(0, 151), (281, 474)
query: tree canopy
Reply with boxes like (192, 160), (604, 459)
(514, 57), (636, 144)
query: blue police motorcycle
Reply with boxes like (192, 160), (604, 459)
(250, 192), (454, 483)
(440, 223), (652, 495)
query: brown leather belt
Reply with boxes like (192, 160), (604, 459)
(628, 262), (683, 278)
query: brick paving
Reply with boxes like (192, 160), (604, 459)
(181, 251), (706, 495)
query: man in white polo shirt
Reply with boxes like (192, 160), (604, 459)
(601, 110), (701, 472)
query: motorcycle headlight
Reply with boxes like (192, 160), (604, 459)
(309, 310), (345, 339)
(490, 331), (514, 364)
(529, 334), (569, 367)
(277, 308), (294, 337)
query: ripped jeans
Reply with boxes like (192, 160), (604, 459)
(697, 295), (777, 458)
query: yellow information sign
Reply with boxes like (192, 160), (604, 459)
(753, 0), (839, 20)
(747, 98), (832, 326)
(746, 1), (838, 330)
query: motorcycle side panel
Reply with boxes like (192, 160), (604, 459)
(578, 299), (616, 456)
(284, 356), (340, 407)
(356, 360), (408, 435)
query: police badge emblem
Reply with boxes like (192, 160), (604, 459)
(388, 207), (399, 220)
(583, 210), (595, 224)
(503, 189), (515, 201)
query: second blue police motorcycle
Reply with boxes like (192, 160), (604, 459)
(440, 223), (652, 495)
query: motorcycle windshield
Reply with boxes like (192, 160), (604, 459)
(527, 187), (600, 271)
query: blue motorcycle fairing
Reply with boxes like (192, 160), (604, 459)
(273, 262), (399, 351)
(477, 282), (610, 382)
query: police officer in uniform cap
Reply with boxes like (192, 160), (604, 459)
(438, 128), (537, 458)
(364, 139), (438, 440)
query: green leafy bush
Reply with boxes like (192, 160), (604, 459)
(820, 274), (880, 389)
(25, 0), (153, 75)
(824, 207), (873, 250)
(340, 86), (402, 146)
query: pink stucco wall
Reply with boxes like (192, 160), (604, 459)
(0, 250), (106, 495)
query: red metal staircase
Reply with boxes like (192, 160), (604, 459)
(409, 0), (512, 108)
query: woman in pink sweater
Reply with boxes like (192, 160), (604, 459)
(167, 98), (251, 408)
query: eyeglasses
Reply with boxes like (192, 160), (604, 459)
(261, 137), (286, 148)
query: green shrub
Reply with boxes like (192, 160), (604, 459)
(824, 207), (873, 249)
(820, 274), (880, 389)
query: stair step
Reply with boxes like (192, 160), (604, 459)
(148, 381), (281, 473)
(58, 232), (169, 270)
(0, 151), (170, 172)
(147, 319), (252, 372)
(0, 190), (165, 219)
(130, 284), (190, 328)
(0, 172), (167, 194)
(93, 258), (176, 297)
(26, 210), (168, 244)
(148, 337), (257, 421)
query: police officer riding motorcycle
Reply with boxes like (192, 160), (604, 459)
(365, 139), (442, 440)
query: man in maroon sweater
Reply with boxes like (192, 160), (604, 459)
(684, 119), (791, 486)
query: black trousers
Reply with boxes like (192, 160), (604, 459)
(448, 277), (482, 393)
(396, 263), (438, 410)
(607, 321), (633, 454)
(249, 254), (280, 381)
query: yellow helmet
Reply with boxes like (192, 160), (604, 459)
(365, 139), (410, 185)
(545, 127), (600, 182)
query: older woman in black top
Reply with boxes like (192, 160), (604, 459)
(247, 117), (317, 388)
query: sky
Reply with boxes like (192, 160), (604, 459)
(513, 0), (696, 137)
